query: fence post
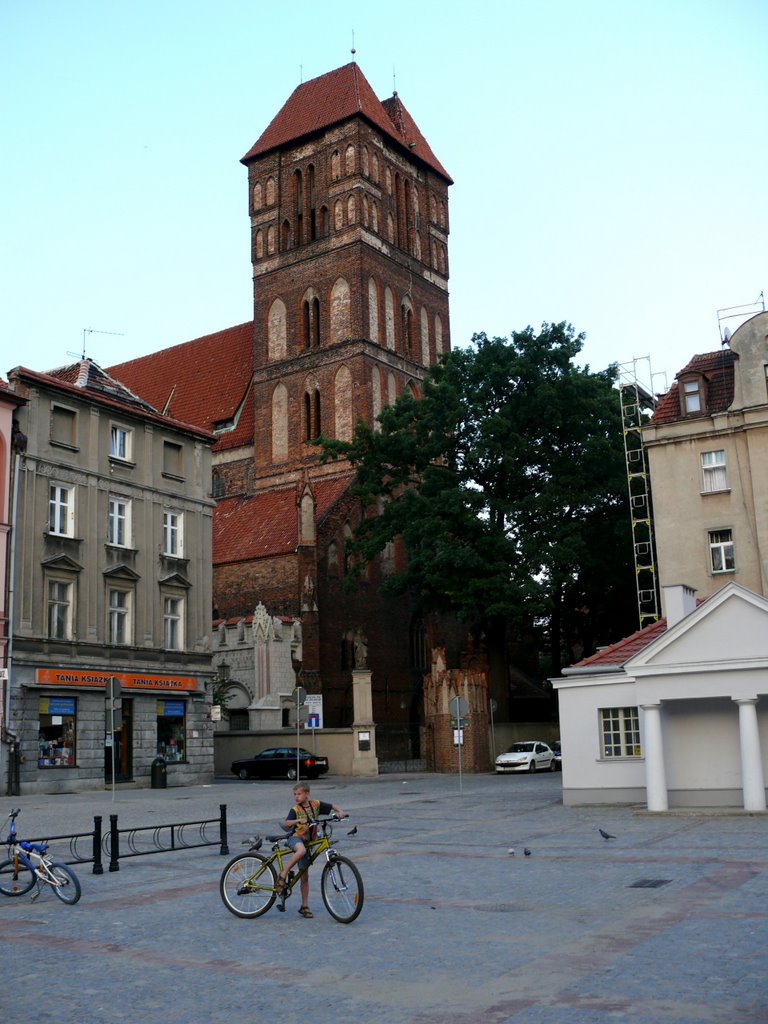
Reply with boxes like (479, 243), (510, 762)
(93, 815), (103, 875)
(109, 813), (120, 872)
(219, 804), (229, 855)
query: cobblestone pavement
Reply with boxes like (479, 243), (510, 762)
(1, 772), (766, 1024)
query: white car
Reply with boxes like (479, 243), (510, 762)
(495, 741), (556, 774)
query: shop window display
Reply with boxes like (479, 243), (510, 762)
(157, 699), (186, 761)
(38, 697), (77, 767)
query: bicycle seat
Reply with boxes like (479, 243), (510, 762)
(20, 841), (47, 853)
(265, 834), (288, 843)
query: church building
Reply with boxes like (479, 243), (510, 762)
(110, 63), (460, 755)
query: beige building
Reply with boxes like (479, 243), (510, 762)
(6, 360), (217, 794)
(643, 311), (768, 611)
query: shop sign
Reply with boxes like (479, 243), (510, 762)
(39, 697), (76, 716)
(36, 668), (198, 691)
(157, 700), (185, 717)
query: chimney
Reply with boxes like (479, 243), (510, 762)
(662, 584), (697, 627)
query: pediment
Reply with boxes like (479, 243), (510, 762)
(626, 583), (768, 673)
(41, 554), (83, 573)
(103, 563), (141, 582)
(159, 571), (192, 589)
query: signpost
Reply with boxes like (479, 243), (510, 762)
(106, 676), (122, 802)
(449, 695), (469, 793)
(304, 693), (323, 753)
(291, 686), (307, 780)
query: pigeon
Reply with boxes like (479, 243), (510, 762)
(524, 848), (532, 857)
(347, 826), (357, 836)
(599, 828), (616, 840)
(507, 848), (515, 856)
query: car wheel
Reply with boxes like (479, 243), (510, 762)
(550, 758), (557, 772)
(528, 759), (536, 773)
(238, 768), (249, 780)
(287, 766), (298, 781)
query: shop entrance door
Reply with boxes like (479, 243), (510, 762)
(105, 698), (133, 783)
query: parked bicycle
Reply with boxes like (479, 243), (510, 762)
(0, 809), (81, 904)
(220, 814), (363, 923)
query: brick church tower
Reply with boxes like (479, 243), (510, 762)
(109, 63), (458, 740)
(241, 62), (453, 485)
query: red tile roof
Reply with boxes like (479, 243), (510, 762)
(108, 322), (254, 452)
(572, 618), (669, 669)
(242, 63), (452, 183)
(213, 474), (354, 564)
(650, 349), (736, 425)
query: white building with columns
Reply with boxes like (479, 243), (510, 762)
(553, 583), (767, 811)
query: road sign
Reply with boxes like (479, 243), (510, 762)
(307, 713), (320, 728)
(453, 729), (464, 746)
(449, 695), (468, 718)
(304, 693), (323, 729)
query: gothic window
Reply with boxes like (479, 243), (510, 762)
(281, 219), (291, 250)
(434, 314), (443, 356)
(212, 470), (225, 498)
(387, 212), (395, 243)
(327, 540), (339, 575)
(303, 384), (321, 441)
(404, 180), (412, 254)
(345, 144), (355, 175)
(439, 200), (447, 228)
(368, 278), (379, 344)
(303, 393), (311, 441)
(334, 199), (344, 231)
(430, 194), (437, 222)
(267, 298), (287, 361)
(320, 205), (330, 238)
(385, 167), (392, 194)
(312, 297), (320, 347)
(414, 234), (421, 261)
(334, 366), (353, 442)
(371, 201), (379, 233)
(401, 301), (415, 358)
(331, 150), (341, 180)
(293, 169), (303, 245)
(343, 522), (353, 575)
(266, 224), (276, 254)
(315, 389), (321, 437)
(308, 164), (317, 240)
(303, 293), (320, 348)
(387, 371), (397, 406)
(420, 306), (430, 364)
(384, 287), (395, 350)
(265, 176), (276, 205)
(329, 278), (351, 345)
(372, 152), (379, 183)
(271, 384), (288, 462)
(255, 229), (264, 259)
(362, 146), (369, 177)
(347, 195), (357, 224)
(371, 365), (382, 429)
(361, 194), (369, 226)
(252, 181), (263, 211)
(303, 300), (311, 349)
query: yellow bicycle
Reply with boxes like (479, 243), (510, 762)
(219, 815), (363, 923)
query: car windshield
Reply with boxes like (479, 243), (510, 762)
(508, 742), (535, 752)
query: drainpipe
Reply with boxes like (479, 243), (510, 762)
(4, 452), (22, 789)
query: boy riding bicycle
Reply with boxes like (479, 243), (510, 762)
(277, 782), (347, 918)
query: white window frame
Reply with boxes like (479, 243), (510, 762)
(701, 450), (727, 493)
(163, 510), (183, 557)
(709, 529), (735, 573)
(600, 707), (641, 759)
(681, 379), (701, 414)
(107, 587), (132, 645)
(163, 594), (184, 651)
(47, 577), (74, 640)
(108, 495), (132, 547)
(48, 483), (75, 537)
(109, 424), (132, 462)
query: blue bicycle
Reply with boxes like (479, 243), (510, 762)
(0, 809), (81, 904)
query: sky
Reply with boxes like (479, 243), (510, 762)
(3, 0), (766, 397)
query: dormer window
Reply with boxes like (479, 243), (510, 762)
(679, 375), (706, 416)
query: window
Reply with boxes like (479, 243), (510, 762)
(701, 450), (727, 492)
(163, 595), (184, 650)
(38, 696), (76, 767)
(600, 707), (641, 758)
(162, 440), (183, 478)
(50, 405), (77, 447)
(47, 579), (73, 640)
(108, 495), (131, 547)
(48, 483), (75, 536)
(156, 700), (186, 761)
(163, 510), (183, 556)
(109, 424), (132, 461)
(709, 529), (735, 573)
(680, 378), (703, 415)
(108, 588), (131, 645)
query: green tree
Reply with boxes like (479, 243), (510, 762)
(320, 323), (636, 713)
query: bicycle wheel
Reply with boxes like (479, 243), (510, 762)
(321, 854), (364, 923)
(0, 856), (36, 896)
(49, 863), (81, 905)
(220, 853), (277, 918)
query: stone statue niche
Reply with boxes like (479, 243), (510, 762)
(249, 602), (303, 730)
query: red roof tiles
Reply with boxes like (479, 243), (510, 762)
(108, 322), (254, 452)
(242, 63), (452, 183)
(213, 474), (354, 564)
(650, 349), (736, 425)
(572, 618), (669, 669)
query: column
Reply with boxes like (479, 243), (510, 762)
(640, 703), (668, 811)
(351, 669), (378, 777)
(733, 698), (766, 812)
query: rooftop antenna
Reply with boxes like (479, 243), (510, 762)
(392, 64), (397, 95)
(716, 292), (765, 344)
(351, 29), (356, 56)
(67, 327), (125, 362)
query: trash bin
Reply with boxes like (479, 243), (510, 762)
(151, 756), (167, 789)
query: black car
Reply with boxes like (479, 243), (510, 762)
(230, 746), (329, 781)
